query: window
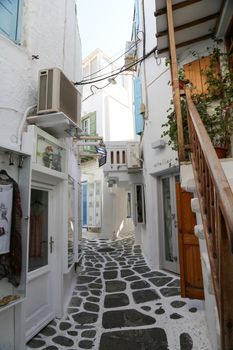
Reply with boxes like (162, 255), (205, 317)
(81, 112), (97, 153)
(134, 78), (144, 135)
(0, 0), (22, 43)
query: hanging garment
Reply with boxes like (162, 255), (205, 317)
(0, 171), (22, 287)
(0, 184), (13, 254)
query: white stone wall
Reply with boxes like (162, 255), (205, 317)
(0, 1), (82, 348)
(0, 0), (82, 150)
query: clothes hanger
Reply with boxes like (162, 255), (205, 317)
(0, 169), (9, 176)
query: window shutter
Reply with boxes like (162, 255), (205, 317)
(0, 0), (20, 42)
(89, 112), (96, 136)
(134, 78), (143, 135)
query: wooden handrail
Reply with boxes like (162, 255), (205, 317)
(186, 93), (233, 251)
(185, 88), (233, 349)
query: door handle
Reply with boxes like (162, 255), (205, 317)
(49, 236), (54, 253)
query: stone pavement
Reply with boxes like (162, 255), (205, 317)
(26, 238), (211, 350)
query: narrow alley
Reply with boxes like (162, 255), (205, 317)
(26, 237), (211, 350)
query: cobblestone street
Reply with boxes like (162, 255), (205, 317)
(27, 238), (211, 349)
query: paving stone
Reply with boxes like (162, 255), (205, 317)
(52, 336), (74, 347)
(98, 247), (115, 252)
(133, 266), (151, 274)
(72, 312), (98, 324)
(59, 322), (72, 331)
(78, 340), (94, 349)
(49, 320), (57, 326)
(69, 297), (82, 307)
(86, 296), (100, 303)
(180, 333), (193, 350)
(105, 280), (126, 293)
(133, 289), (161, 304)
(67, 330), (78, 336)
(90, 290), (102, 296)
(149, 277), (173, 287)
(141, 306), (151, 311)
(84, 302), (100, 313)
(104, 293), (129, 308)
(27, 339), (46, 348)
(88, 282), (102, 289)
(189, 307), (197, 313)
(103, 270), (118, 280)
(43, 347), (58, 350)
(130, 280), (151, 290)
(125, 275), (141, 281)
(40, 326), (56, 336)
(102, 309), (156, 328)
(75, 285), (88, 291)
(99, 328), (168, 349)
(167, 279), (180, 287)
(155, 307), (165, 315)
(171, 300), (186, 308)
(77, 276), (97, 284)
(81, 330), (96, 338)
(120, 269), (135, 277)
(160, 288), (180, 297)
(170, 313), (183, 319)
(142, 271), (167, 278)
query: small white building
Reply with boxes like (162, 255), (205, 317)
(80, 49), (142, 239)
(0, 1), (82, 349)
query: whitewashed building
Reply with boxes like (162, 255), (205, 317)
(0, 1), (82, 349)
(132, 0), (233, 349)
(80, 49), (143, 239)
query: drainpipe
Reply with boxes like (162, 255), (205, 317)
(166, 0), (185, 161)
(17, 104), (37, 148)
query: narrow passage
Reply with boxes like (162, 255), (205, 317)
(27, 238), (211, 349)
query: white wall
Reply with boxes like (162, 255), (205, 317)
(0, 0), (82, 348)
(0, 0), (82, 150)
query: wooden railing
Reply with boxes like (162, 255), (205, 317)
(185, 89), (233, 349)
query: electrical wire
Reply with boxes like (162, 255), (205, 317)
(75, 46), (157, 86)
(82, 39), (140, 81)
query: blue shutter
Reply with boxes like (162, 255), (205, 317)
(134, 78), (143, 135)
(0, 0), (21, 42)
(82, 182), (87, 226)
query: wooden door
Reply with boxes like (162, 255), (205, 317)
(176, 183), (204, 299)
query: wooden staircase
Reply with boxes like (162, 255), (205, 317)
(183, 88), (233, 349)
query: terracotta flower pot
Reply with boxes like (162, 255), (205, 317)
(214, 146), (228, 159)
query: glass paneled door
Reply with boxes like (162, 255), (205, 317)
(25, 186), (56, 341)
(160, 174), (180, 273)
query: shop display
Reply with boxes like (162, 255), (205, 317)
(36, 135), (64, 172)
(0, 169), (22, 287)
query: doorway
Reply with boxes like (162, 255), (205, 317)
(25, 185), (56, 340)
(160, 173), (180, 274)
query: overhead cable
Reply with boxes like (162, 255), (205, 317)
(74, 46), (157, 86)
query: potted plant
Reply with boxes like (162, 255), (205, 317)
(162, 46), (233, 158)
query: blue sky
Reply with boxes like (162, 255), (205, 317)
(77, 0), (135, 61)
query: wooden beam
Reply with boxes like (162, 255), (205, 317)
(154, 0), (201, 17)
(158, 33), (214, 54)
(166, 0), (185, 161)
(156, 13), (220, 38)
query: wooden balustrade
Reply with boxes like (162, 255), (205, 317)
(185, 88), (233, 349)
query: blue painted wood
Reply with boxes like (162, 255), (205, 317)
(134, 78), (143, 135)
(82, 182), (88, 226)
(0, 0), (20, 41)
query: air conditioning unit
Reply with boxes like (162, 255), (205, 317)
(127, 142), (141, 171)
(37, 68), (81, 125)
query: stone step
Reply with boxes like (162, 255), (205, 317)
(191, 198), (200, 213)
(194, 224), (205, 240)
(201, 252), (214, 295)
(181, 178), (196, 193)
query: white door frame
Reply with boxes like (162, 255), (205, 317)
(25, 182), (57, 341)
(159, 173), (180, 274)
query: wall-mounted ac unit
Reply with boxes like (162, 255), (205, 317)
(124, 41), (137, 71)
(37, 68), (81, 126)
(127, 142), (141, 171)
